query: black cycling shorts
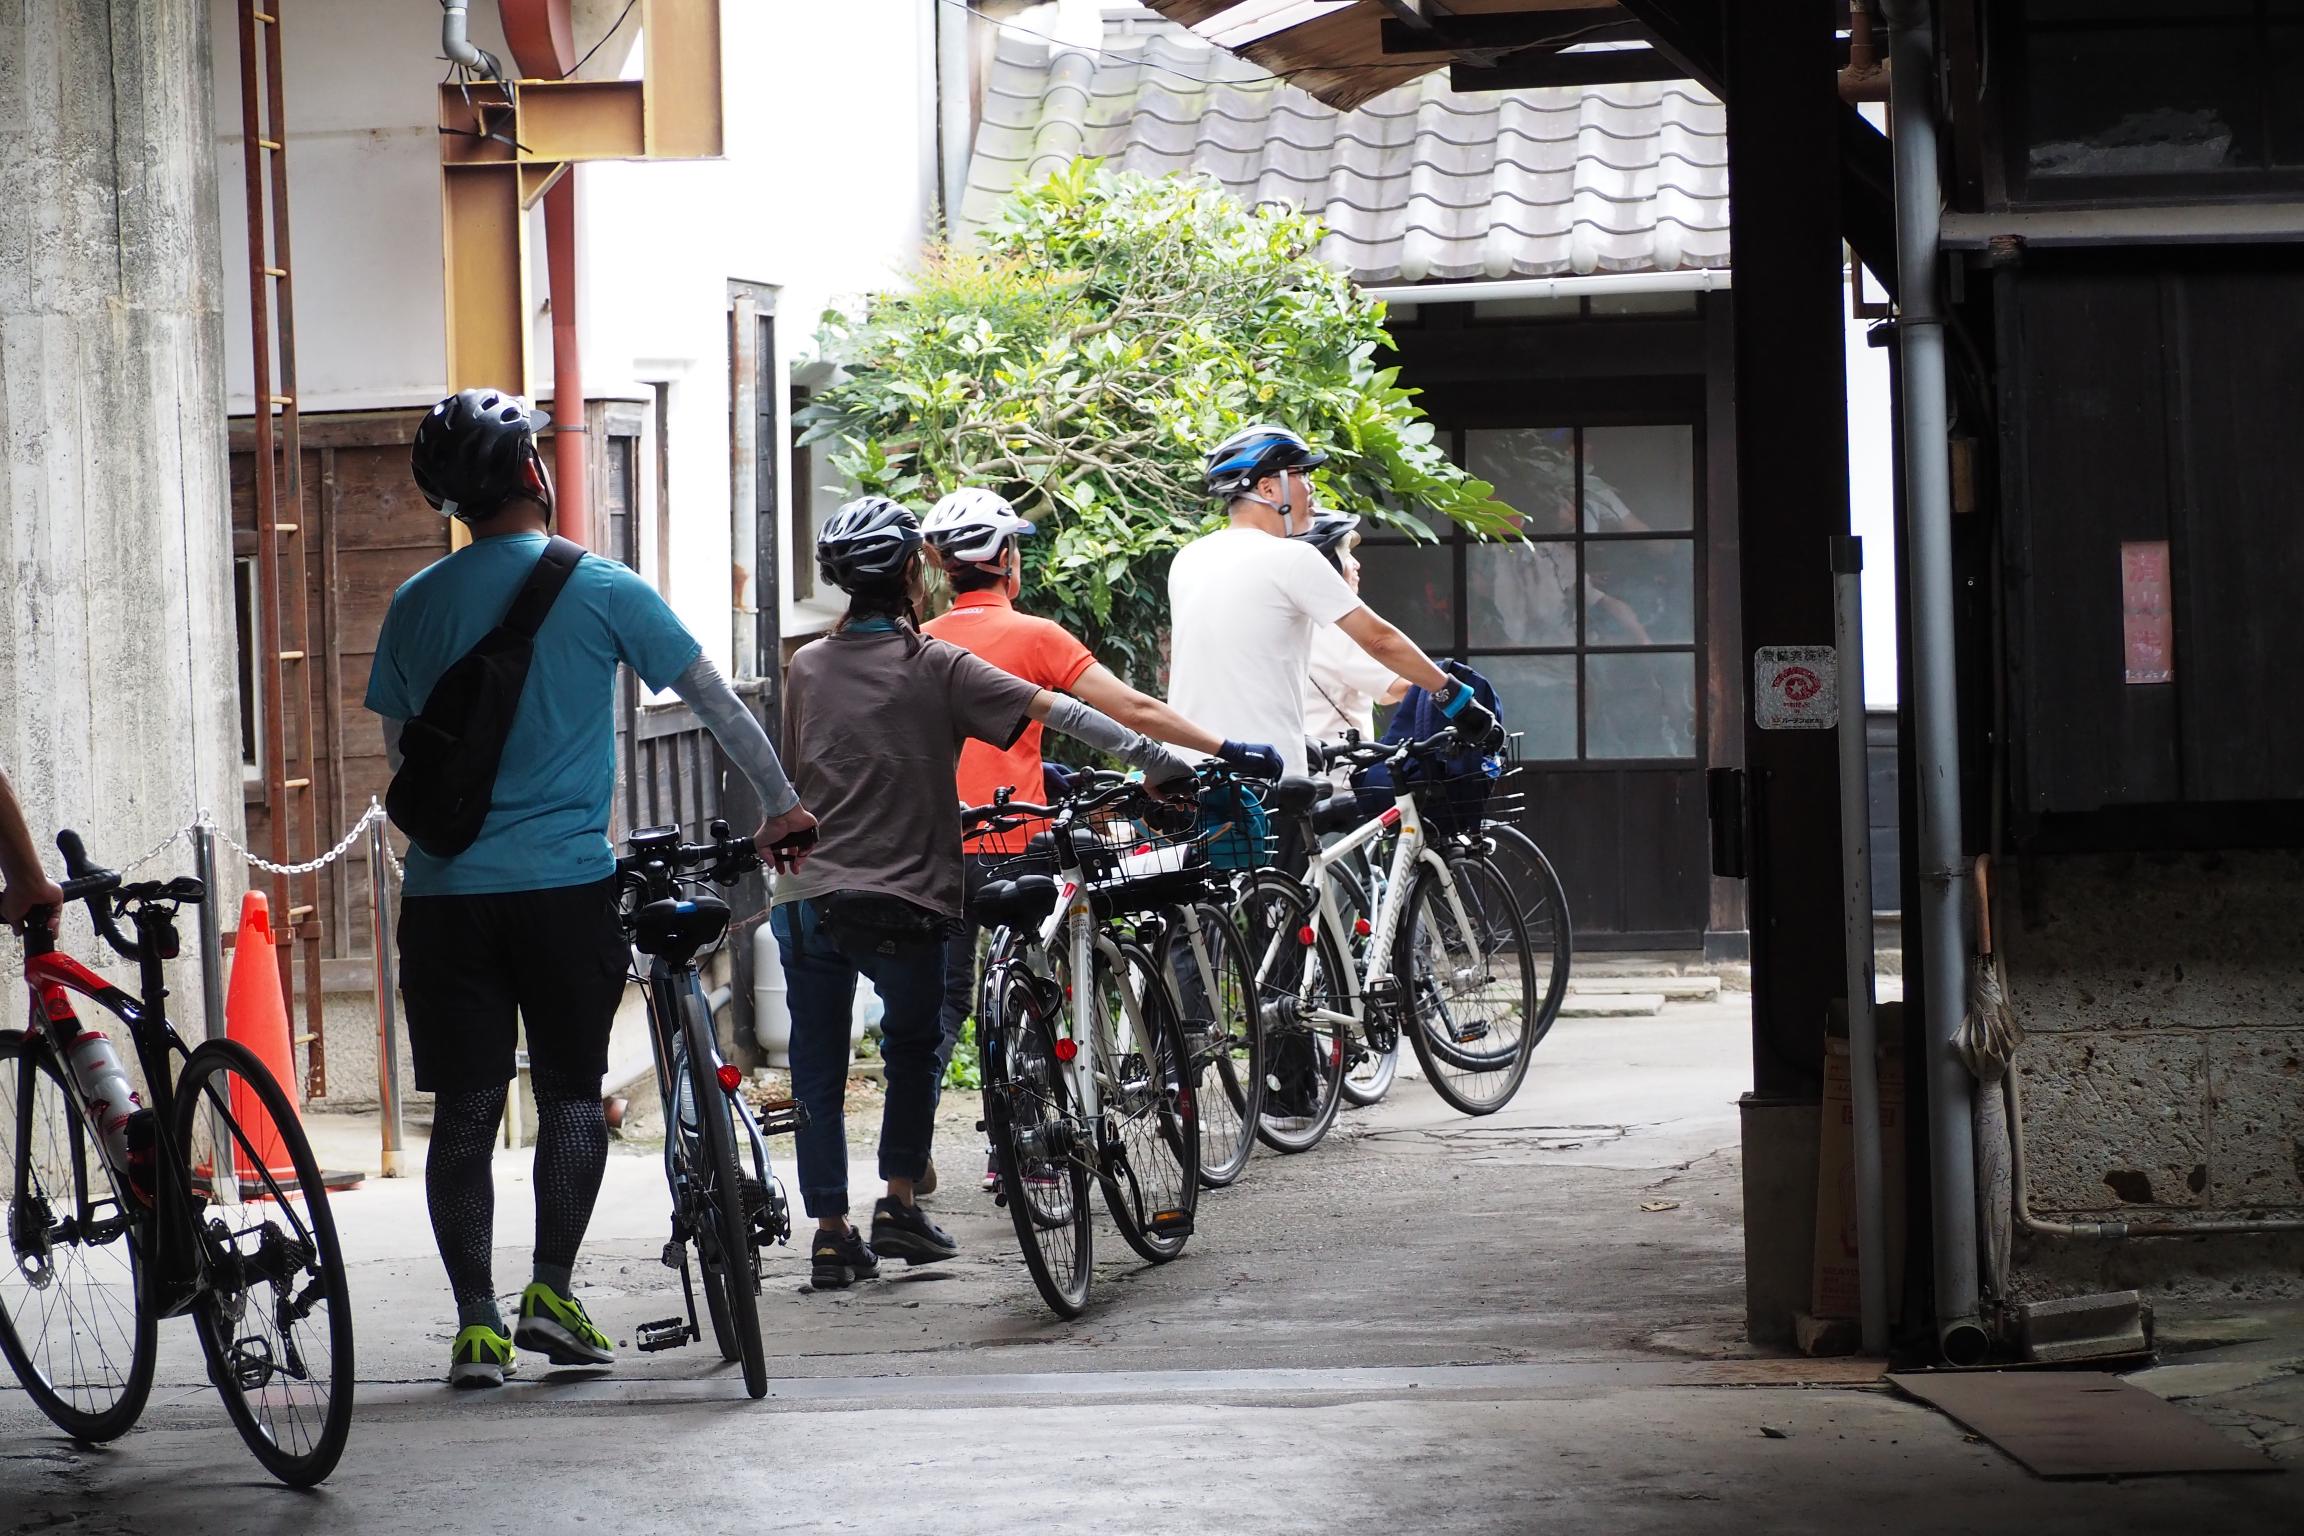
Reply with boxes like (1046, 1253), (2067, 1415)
(397, 878), (628, 1095)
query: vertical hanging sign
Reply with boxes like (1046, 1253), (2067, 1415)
(2120, 539), (2175, 684)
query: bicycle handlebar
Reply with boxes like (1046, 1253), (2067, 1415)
(1317, 727), (1463, 771)
(36, 830), (204, 961)
(614, 823), (763, 892)
(959, 755), (1241, 839)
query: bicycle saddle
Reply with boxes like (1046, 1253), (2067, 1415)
(970, 874), (1059, 926)
(1266, 775), (1325, 815)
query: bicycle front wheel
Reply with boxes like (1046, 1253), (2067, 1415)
(1235, 872), (1349, 1154)
(1092, 943), (1199, 1263)
(0, 1029), (155, 1443)
(1398, 857), (1539, 1116)
(174, 1038), (354, 1486)
(983, 965), (1092, 1317)
(1164, 903), (1262, 1188)
(683, 997), (766, 1398)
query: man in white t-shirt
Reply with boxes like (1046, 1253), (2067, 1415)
(1169, 424), (1496, 787)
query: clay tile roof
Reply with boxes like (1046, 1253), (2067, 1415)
(960, 16), (1728, 286)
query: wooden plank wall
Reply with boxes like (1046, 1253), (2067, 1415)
(231, 412), (439, 959)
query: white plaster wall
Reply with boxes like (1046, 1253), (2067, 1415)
(208, 0), (509, 413)
(582, 1), (940, 662)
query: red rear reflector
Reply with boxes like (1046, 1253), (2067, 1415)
(1132, 843), (1151, 856)
(1297, 925), (1316, 946)
(1052, 1038), (1079, 1062)
(716, 1064), (744, 1094)
(1353, 918), (1372, 937)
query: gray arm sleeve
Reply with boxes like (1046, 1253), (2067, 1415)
(668, 655), (801, 817)
(382, 717), (405, 774)
(1041, 693), (1195, 786)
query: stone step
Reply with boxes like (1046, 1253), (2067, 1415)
(1567, 974), (1722, 1003)
(1559, 991), (1665, 1019)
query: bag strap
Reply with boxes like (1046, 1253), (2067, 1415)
(500, 535), (585, 640)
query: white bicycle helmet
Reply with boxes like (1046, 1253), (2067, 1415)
(923, 486), (1034, 571)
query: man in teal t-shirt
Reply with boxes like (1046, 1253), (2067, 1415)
(367, 388), (815, 1389)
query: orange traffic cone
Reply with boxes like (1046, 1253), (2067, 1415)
(224, 891), (300, 1184)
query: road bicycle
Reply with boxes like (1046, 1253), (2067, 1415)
(1, 833), (353, 1485)
(961, 770), (1218, 1318)
(1239, 730), (1541, 1153)
(616, 821), (803, 1400)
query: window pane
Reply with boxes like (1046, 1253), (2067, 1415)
(1464, 428), (1575, 535)
(1583, 425), (1694, 533)
(1479, 654), (1578, 762)
(1467, 539), (1577, 648)
(1584, 539), (1695, 646)
(1355, 540), (1454, 650)
(1584, 653), (1696, 760)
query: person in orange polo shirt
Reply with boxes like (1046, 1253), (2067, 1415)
(920, 488), (1280, 1190)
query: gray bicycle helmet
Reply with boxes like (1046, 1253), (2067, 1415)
(1292, 508), (1361, 571)
(1204, 423), (1326, 498)
(411, 388), (551, 520)
(817, 495), (923, 593)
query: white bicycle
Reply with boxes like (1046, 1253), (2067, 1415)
(1238, 730), (1542, 1152)
(961, 770), (1222, 1318)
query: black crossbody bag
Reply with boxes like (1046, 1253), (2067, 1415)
(820, 890), (962, 954)
(385, 536), (584, 859)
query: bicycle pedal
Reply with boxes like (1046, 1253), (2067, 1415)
(1453, 1021), (1492, 1045)
(634, 1317), (692, 1353)
(660, 1240), (686, 1270)
(1148, 1208), (1194, 1236)
(755, 1097), (809, 1137)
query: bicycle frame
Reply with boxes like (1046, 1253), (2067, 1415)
(1259, 789), (1486, 1043)
(15, 914), (212, 1293)
(633, 953), (778, 1217)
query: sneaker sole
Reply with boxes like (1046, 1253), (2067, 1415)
(810, 1262), (879, 1289)
(513, 1316), (614, 1367)
(870, 1230), (959, 1265)
(449, 1361), (509, 1389)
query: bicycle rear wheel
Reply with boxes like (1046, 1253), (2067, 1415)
(0, 1030), (154, 1444)
(668, 1044), (738, 1362)
(1093, 943), (1199, 1263)
(1481, 822), (1573, 1051)
(1398, 856), (1538, 1116)
(683, 996), (766, 1398)
(983, 965), (1093, 1317)
(174, 1038), (354, 1486)
(1164, 904), (1262, 1188)
(1235, 872), (1349, 1154)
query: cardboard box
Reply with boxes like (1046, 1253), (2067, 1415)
(1811, 1025), (1906, 1321)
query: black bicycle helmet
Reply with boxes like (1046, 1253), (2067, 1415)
(1293, 508), (1361, 571)
(816, 495), (923, 593)
(411, 388), (550, 521)
(1204, 423), (1327, 498)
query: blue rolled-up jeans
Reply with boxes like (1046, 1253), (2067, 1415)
(773, 898), (948, 1220)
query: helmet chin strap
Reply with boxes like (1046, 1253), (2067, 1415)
(1237, 472), (1302, 530)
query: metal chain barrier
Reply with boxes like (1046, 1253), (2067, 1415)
(115, 822), (195, 875)
(200, 801), (386, 879)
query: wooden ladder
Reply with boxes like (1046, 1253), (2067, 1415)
(236, 0), (328, 1099)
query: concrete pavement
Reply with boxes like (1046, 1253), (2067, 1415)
(4, 1001), (2294, 1531)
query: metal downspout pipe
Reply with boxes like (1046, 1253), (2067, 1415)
(1881, 0), (1987, 1364)
(438, 1), (503, 78)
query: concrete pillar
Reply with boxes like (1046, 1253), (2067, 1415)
(0, 5), (243, 922)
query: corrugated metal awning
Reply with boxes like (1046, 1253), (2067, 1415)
(961, 16), (1726, 285)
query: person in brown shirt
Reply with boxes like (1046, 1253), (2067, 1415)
(774, 497), (1194, 1287)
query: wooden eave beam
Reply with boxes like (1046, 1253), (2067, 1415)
(1450, 44), (1689, 89)
(1611, 0), (1724, 96)
(1381, 9), (1642, 58)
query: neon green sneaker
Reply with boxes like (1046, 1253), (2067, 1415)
(449, 1324), (516, 1389)
(513, 1281), (615, 1367)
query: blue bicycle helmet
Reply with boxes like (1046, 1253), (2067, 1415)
(1204, 423), (1326, 498)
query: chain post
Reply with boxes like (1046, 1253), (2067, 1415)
(191, 821), (229, 1046)
(368, 813), (407, 1177)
